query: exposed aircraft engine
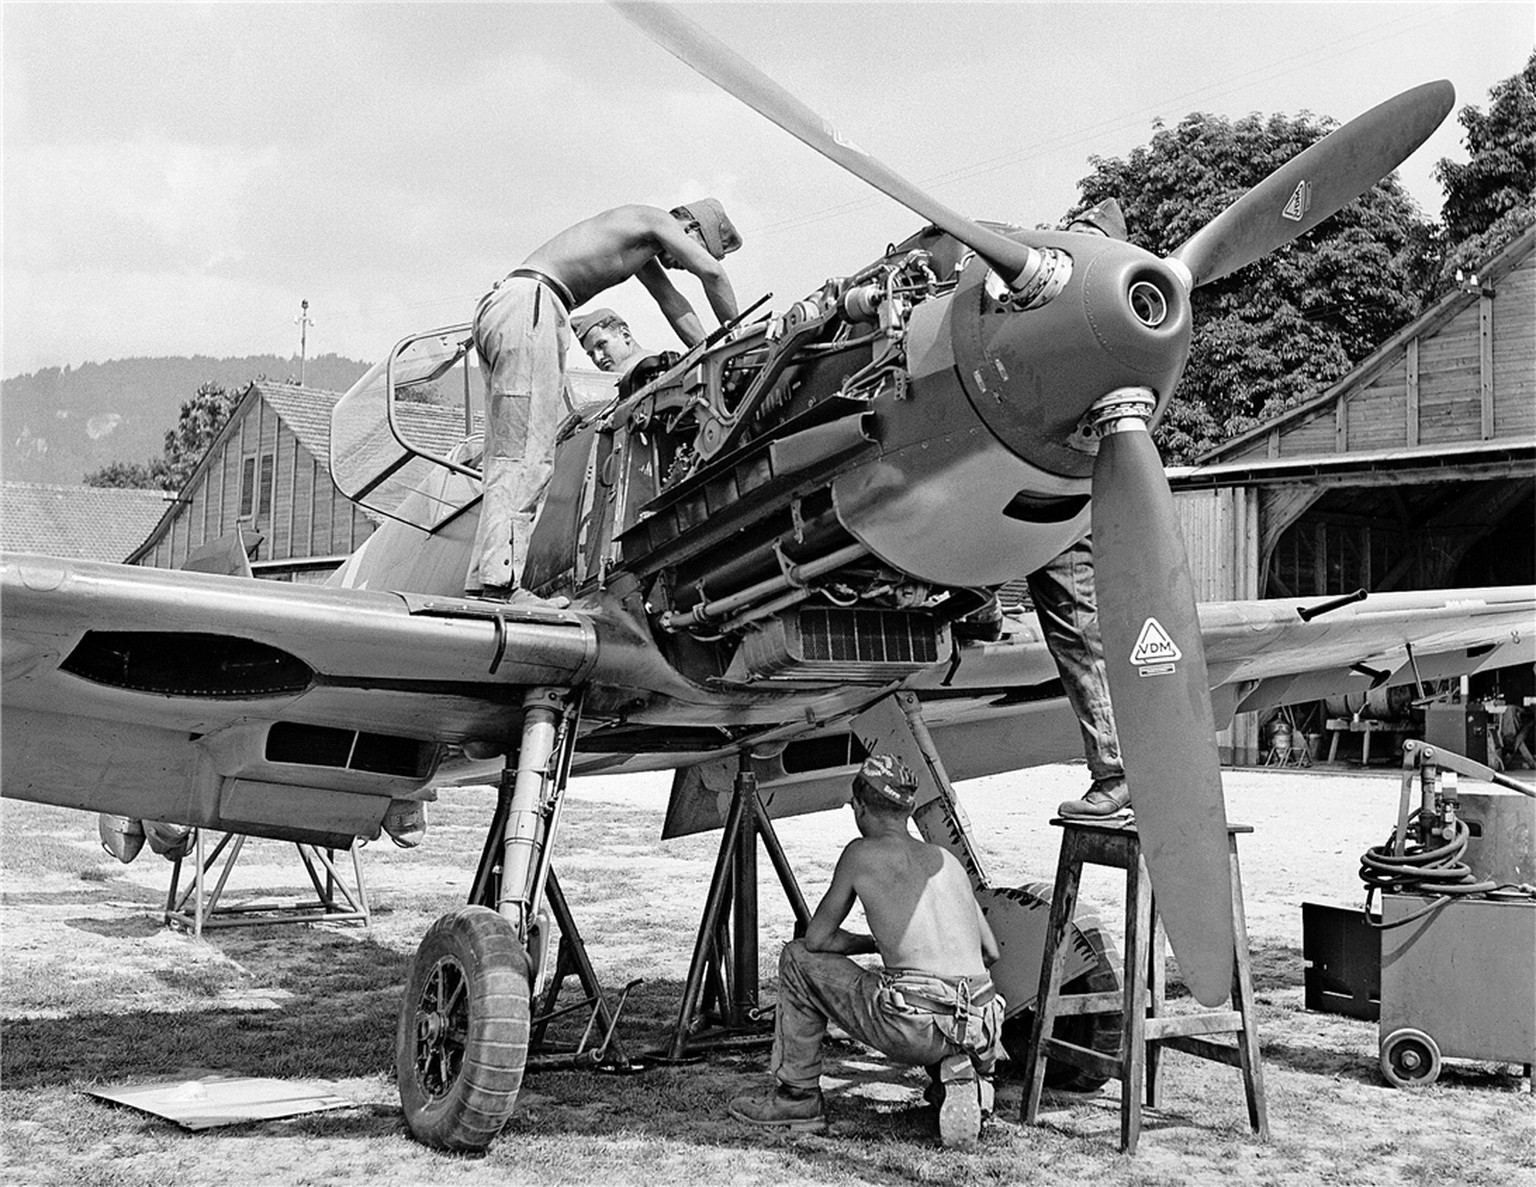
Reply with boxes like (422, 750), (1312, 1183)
(522, 223), (1186, 688)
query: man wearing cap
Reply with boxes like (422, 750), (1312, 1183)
(729, 755), (1005, 1148)
(467, 200), (741, 599)
(570, 308), (647, 376)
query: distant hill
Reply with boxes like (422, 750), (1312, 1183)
(0, 354), (372, 485)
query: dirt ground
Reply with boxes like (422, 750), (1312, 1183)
(2, 761), (1532, 1186)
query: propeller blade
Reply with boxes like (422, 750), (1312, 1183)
(1169, 80), (1454, 289)
(1092, 419), (1234, 1007)
(612, 1), (1043, 289)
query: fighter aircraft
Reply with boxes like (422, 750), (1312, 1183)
(3, 0), (1532, 1154)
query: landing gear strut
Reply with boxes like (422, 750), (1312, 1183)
(397, 686), (583, 1151)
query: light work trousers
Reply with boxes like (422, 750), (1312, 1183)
(465, 275), (571, 593)
(1027, 534), (1125, 784)
(770, 940), (1006, 1091)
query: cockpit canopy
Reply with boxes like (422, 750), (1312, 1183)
(330, 326), (615, 533)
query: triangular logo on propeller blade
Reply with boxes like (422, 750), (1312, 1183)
(1282, 179), (1311, 222)
(1130, 617), (1182, 676)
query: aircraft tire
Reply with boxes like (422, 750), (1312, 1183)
(396, 905), (531, 1151)
(1001, 912), (1121, 1093)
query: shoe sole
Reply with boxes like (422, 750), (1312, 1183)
(937, 1056), (981, 1149)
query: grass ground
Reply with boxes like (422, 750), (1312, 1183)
(2, 763), (1531, 1186)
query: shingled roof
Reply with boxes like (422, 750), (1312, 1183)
(257, 382), (341, 462)
(0, 482), (170, 561)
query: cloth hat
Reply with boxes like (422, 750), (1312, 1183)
(671, 198), (742, 259)
(1068, 197), (1128, 241)
(570, 308), (625, 344)
(855, 754), (918, 808)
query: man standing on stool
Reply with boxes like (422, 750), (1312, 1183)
(729, 755), (1006, 1148)
(467, 200), (741, 599)
(1043, 197), (1132, 819)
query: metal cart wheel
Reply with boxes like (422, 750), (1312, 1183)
(1380, 1027), (1443, 1088)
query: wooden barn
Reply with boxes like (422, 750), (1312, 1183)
(128, 382), (387, 581)
(1170, 224), (1535, 757)
(130, 368), (616, 581)
(1171, 224), (1534, 602)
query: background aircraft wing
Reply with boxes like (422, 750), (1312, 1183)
(923, 585), (1534, 722)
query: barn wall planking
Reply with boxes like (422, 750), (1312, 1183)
(1278, 415), (1336, 457)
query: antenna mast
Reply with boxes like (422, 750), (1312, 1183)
(295, 299), (314, 385)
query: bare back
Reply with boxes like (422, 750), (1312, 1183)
(523, 206), (699, 309)
(846, 834), (991, 977)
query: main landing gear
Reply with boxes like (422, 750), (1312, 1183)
(396, 686), (585, 1151)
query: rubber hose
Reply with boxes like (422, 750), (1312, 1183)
(1359, 812), (1497, 903)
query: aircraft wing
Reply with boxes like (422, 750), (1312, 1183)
(1, 552), (599, 846)
(4, 551), (1530, 844)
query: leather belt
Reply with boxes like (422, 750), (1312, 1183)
(894, 986), (998, 1013)
(504, 266), (574, 312)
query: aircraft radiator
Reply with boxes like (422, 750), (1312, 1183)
(729, 606), (950, 682)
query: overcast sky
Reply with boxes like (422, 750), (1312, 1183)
(3, 1), (1530, 379)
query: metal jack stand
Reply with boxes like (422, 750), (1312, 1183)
(164, 831), (370, 937)
(665, 760), (811, 1060)
(526, 870), (644, 1072)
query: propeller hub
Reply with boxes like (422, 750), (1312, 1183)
(1088, 387), (1157, 437)
(1127, 281), (1169, 328)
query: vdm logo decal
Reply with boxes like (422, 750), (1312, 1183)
(1130, 618), (1182, 678)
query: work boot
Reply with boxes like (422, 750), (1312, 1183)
(935, 1053), (982, 1149)
(1058, 776), (1131, 818)
(925, 1065), (995, 1120)
(728, 1083), (828, 1134)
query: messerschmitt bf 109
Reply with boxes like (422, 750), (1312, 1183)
(3, 0), (1531, 1153)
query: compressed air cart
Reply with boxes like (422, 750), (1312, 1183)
(1365, 744), (1536, 1090)
(1377, 892), (1535, 1089)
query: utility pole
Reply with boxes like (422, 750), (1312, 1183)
(295, 299), (313, 385)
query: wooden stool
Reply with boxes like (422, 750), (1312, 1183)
(1021, 817), (1267, 1153)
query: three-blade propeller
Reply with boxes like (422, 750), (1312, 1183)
(615, 0), (1451, 1008)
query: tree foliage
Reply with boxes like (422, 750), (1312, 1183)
(160, 382), (244, 491)
(1073, 109), (1431, 462)
(1433, 49), (1536, 287)
(81, 459), (164, 489)
(85, 381), (248, 490)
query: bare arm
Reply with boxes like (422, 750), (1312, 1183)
(648, 216), (740, 328)
(636, 259), (707, 347)
(803, 843), (878, 955)
(976, 900), (999, 967)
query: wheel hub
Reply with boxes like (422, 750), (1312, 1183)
(414, 955), (470, 1100)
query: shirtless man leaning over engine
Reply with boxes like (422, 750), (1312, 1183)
(467, 200), (741, 599)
